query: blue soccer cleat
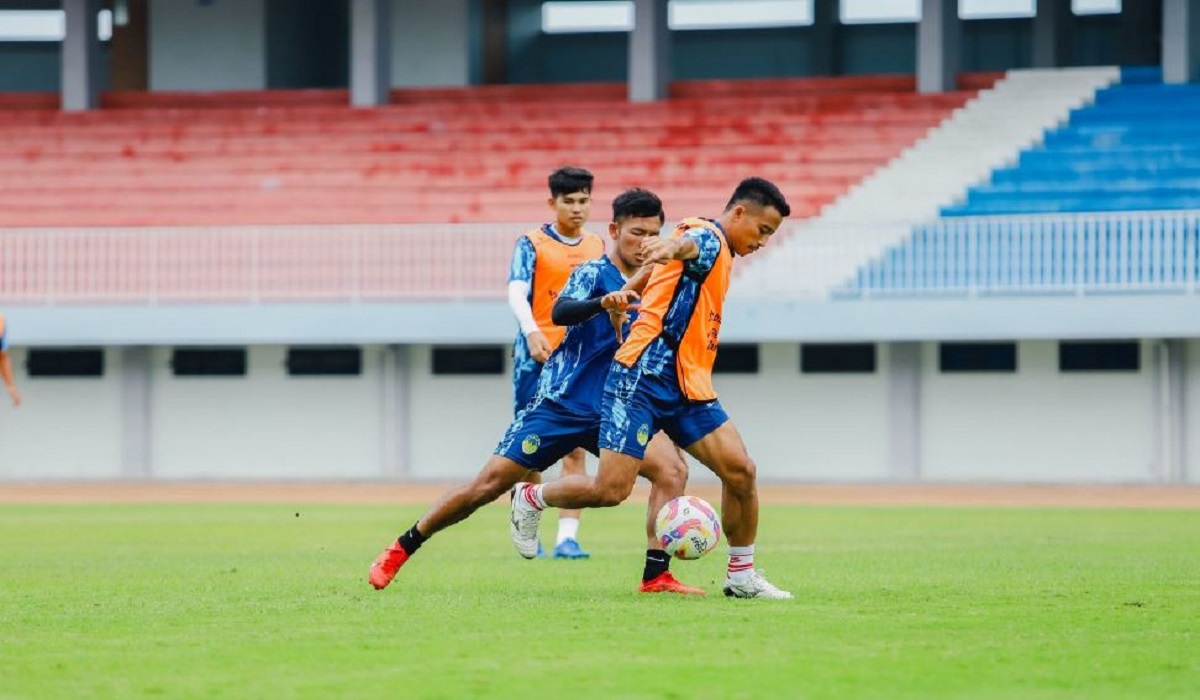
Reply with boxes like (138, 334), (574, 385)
(552, 538), (590, 560)
(536, 541), (546, 559)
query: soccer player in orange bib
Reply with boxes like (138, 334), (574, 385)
(510, 177), (794, 599)
(0, 314), (21, 408)
(368, 188), (702, 595)
(507, 166), (605, 559)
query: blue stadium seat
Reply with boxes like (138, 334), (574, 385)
(941, 67), (1200, 216)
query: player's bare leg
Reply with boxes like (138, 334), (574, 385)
(509, 450), (638, 560)
(680, 420), (757, 547)
(369, 455), (530, 590)
(682, 420), (791, 600)
(519, 448), (641, 511)
(418, 456), (531, 535)
(552, 447), (590, 559)
(638, 433), (687, 549)
(635, 432), (704, 595)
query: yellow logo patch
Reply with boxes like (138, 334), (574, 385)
(521, 434), (541, 455)
(636, 424), (651, 447)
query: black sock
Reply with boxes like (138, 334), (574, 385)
(643, 549), (670, 582)
(397, 522), (428, 554)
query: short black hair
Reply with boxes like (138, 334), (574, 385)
(724, 177), (791, 218)
(548, 166), (594, 198)
(611, 188), (664, 223)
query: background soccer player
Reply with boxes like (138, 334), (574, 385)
(0, 314), (21, 408)
(511, 178), (795, 599)
(506, 166), (604, 559)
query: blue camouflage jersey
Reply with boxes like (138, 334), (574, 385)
(536, 256), (635, 416)
(623, 224), (725, 377)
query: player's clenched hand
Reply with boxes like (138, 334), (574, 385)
(7, 386), (20, 408)
(640, 237), (678, 265)
(526, 330), (552, 363)
(600, 290), (639, 313)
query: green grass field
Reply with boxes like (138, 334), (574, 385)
(2, 502), (1198, 699)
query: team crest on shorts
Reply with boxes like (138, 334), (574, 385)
(636, 424), (651, 447)
(521, 434), (541, 455)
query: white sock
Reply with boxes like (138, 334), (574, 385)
(727, 544), (755, 584)
(556, 517), (580, 545)
(519, 483), (547, 510)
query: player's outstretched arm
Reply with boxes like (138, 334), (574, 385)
(552, 290), (637, 327)
(551, 295), (604, 326)
(0, 351), (20, 408)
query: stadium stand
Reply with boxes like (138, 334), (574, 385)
(943, 68), (1200, 216)
(835, 68), (1200, 297)
(0, 75), (997, 229)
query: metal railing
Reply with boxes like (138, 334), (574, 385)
(0, 224), (517, 305)
(840, 211), (1200, 298)
(2, 212), (1198, 306)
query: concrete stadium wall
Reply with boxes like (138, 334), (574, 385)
(507, 9), (1130, 84)
(0, 1), (1139, 92)
(1187, 340), (1200, 485)
(129, 0), (469, 91)
(149, 345), (383, 479)
(0, 339), (1181, 484)
(391, 0), (469, 87)
(0, 347), (123, 479)
(149, 0), (266, 91)
(920, 340), (1156, 483)
(406, 343), (512, 480)
(715, 344), (891, 482)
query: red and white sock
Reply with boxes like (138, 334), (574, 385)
(518, 483), (547, 510)
(727, 544), (755, 584)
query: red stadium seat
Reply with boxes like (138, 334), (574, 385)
(0, 74), (997, 228)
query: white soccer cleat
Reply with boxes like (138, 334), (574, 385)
(509, 483), (544, 560)
(723, 570), (794, 600)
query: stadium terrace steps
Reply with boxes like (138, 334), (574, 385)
(0, 75), (996, 229)
(730, 67), (1120, 298)
(944, 69), (1200, 216)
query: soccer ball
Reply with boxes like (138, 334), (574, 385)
(654, 496), (722, 560)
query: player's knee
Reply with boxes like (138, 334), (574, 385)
(660, 456), (689, 495)
(473, 473), (516, 504)
(561, 450), (586, 476)
(722, 456), (757, 494)
(595, 479), (634, 507)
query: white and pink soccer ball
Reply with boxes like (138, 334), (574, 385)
(654, 495), (722, 560)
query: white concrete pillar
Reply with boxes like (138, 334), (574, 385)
(1032, 0), (1069, 68)
(629, 0), (670, 102)
(917, 0), (960, 94)
(62, 0), (102, 111)
(380, 345), (412, 479)
(351, 0), (391, 106)
(1163, 0), (1200, 84)
(120, 346), (152, 478)
(887, 342), (922, 480)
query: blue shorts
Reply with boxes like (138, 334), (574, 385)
(495, 397), (600, 472)
(599, 362), (729, 459)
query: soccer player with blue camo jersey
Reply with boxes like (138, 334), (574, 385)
(369, 189), (704, 595)
(511, 178), (795, 599)
(0, 314), (21, 408)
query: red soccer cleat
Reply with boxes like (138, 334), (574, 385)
(368, 541), (411, 590)
(638, 571), (706, 596)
